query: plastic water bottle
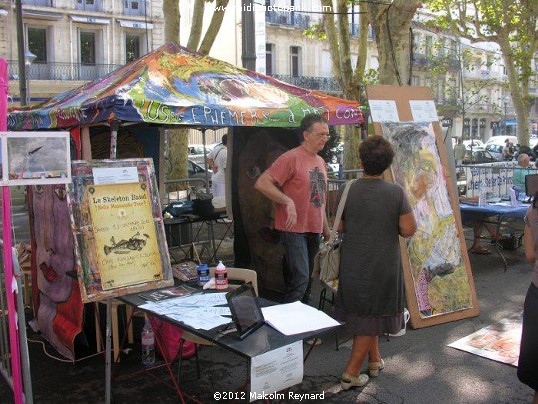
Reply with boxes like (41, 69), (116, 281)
(141, 317), (155, 366)
(215, 260), (228, 290)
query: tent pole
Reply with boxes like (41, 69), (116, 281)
(110, 121), (118, 159)
(201, 128), (210, 193)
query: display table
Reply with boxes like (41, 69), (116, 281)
(116, 286), (340, 400)
(459, 202), (528, 270)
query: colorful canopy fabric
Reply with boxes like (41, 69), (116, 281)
(8, 43), (363, 130)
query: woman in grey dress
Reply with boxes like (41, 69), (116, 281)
(336, 136), (417, 390)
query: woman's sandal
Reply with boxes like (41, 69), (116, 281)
(368, 359), (385, 377)
(341, 372), (369, 390)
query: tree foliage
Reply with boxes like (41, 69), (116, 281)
(423, 36), (502, 137)
(425, 0), (537, 145)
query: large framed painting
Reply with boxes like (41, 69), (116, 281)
(68, 158), (173, 302)
(382, 121), (479, 327)
(366, 84), (479, 329)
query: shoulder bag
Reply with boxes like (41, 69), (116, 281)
(312, 179), (355, 283)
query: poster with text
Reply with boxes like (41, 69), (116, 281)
(68, 159), (172, 302)
(87, 182), (163, 290)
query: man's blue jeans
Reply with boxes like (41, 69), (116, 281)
(280, 231), (321, 304)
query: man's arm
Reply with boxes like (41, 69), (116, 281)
(255, 172), (297, 229)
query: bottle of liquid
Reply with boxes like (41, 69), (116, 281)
(141, 316), (155, 366)
(215, 260), (228, 290)
(197, 263), (210, 286)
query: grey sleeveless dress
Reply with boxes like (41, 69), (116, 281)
(334, 178), (412, 336)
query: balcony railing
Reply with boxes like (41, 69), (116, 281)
(269, 74), (341, 93)
(265, 11), (312, 29)
(7, 61), (341, 95)
(7, 60), (122, 82)
(22, 0), (53, 6)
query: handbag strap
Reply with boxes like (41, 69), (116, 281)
(328, 180), (356, 244)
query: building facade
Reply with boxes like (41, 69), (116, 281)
(1, 0), (535, 140)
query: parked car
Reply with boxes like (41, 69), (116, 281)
(188, 144), (208, 165)
(462, 139), (485, 151)
(484, 144), (505, 161)
(462, 150), (498, 164)
(188, 159), (212, 181)
(485, 135), (517, 147)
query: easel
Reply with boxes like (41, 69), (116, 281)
(71, 129), (175, 403)
(365, 84), (480, 329)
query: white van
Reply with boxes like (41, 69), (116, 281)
(485, 135), (517, 147)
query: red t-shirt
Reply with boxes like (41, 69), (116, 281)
(265, 146), (327, 233)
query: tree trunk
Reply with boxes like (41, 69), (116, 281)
(187, 0), (205, 51)
(367, 1), (420, 85)
(163, 0), (180, 43)
(163, 0), (231, 182)
(167, 128), (189, 181)
(498, 36), (530, 146)
(198, 0), (230, 54)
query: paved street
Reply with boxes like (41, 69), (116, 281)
(0, 190), (536, 403)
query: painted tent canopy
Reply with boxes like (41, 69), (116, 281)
(8, 43), (363, 130)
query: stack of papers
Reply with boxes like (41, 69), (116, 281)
(261, 301), (340, 336)
(140, 292), (231, 330)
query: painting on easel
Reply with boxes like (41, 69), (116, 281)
(382, 122), (474, 320)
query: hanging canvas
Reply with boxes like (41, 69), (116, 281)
(68, 158), (173, 302)
(382, 121), (476, 322)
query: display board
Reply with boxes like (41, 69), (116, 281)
(366, 85), (479, 328)
(68, 158), (173, 302)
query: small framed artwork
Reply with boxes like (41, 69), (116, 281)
(0, 131), (71, 186)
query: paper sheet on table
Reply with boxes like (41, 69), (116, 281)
(166, 311), (231, 330)
(139, 292), (227, 313)
(138, 292), (231, 330)
(261, 301), (340, 336)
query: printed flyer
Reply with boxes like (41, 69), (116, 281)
(87, 181), (163, 290)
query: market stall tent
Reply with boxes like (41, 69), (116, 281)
(7, 43), (363, 360)
(8, 43), (362, 130)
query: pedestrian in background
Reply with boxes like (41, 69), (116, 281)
(335, 136), (417, 390)
(454, 137), (467, 165)
(520, 196), (538, 404)
(255, 113), (331, 304)
(206, 134), (227, 197)
(513, 153), (531, 190)
(503, 138), (514, 160)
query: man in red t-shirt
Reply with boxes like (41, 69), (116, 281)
(255, 114), (331, 303)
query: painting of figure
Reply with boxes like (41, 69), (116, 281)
(382, 122), (474, 318)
